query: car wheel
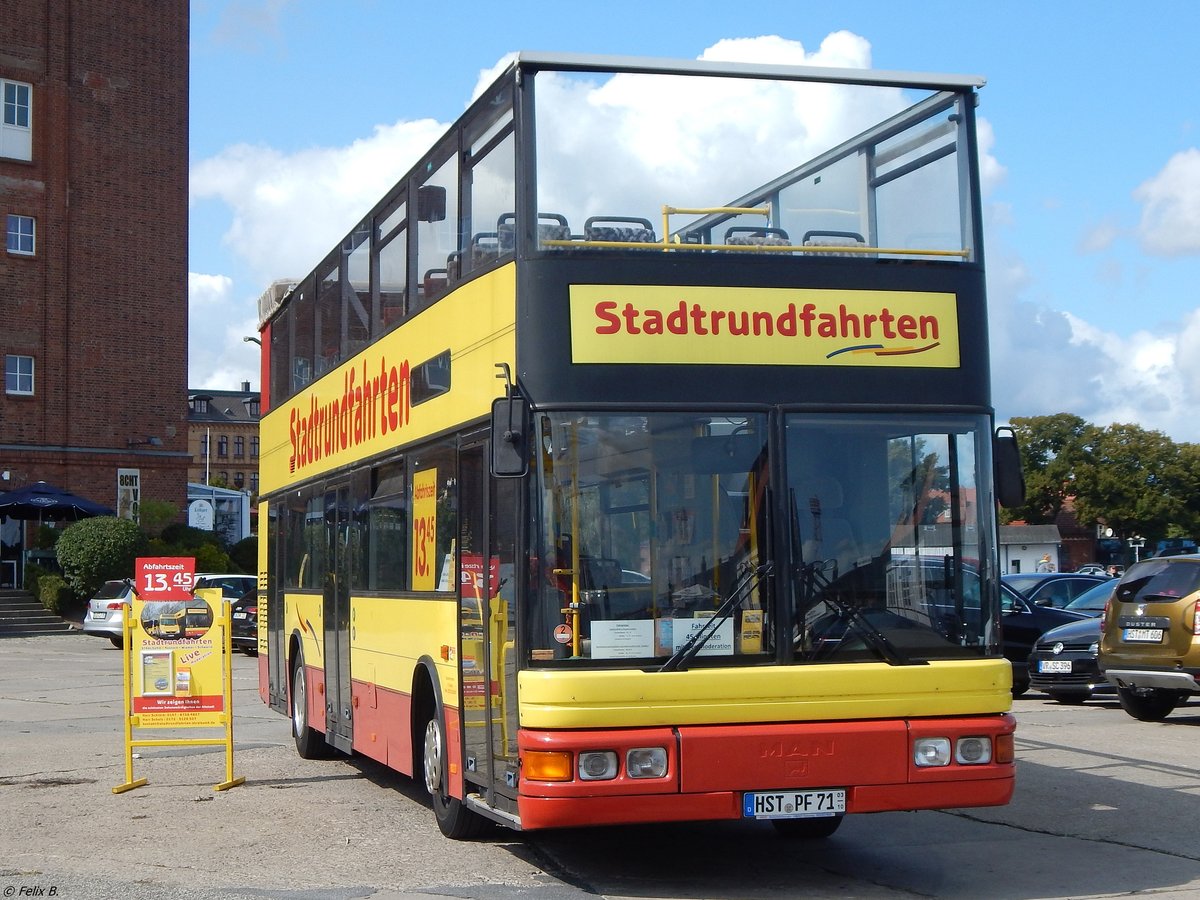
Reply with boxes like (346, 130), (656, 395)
(244, 647), (258, 657)
(421, 708), (487, 839)
(1011, 668), (1029, 698)
(1116, 686), (1178, 722)
(108, 635), (123, 649)
(1048, 692), (1088, 705)
(291, 652), (333, 759)
(772, 815), (844, 839)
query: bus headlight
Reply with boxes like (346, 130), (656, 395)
(914, 737), (952, 767)
(578, 751), (618, 780)
(955, 736), (992, 765)
(626, 747), (668, 778)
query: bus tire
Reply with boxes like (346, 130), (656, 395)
(771, 815), (843, 839)
(420, 706), (487, 839)
(291, 652), (332, 759)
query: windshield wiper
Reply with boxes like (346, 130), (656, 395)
(815, 591), (922, 666)
(659, 562), (773, 673)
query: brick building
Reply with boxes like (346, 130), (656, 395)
(188, 384), (261, 500)
(0, 2), (190, 580)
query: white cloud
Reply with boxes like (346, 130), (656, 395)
(187, 272), (260, 390)
(190, 117), (448, 288)
(1134, 147), (1200, 256)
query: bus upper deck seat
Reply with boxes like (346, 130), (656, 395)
(725, 226), (792, 248)
(584, 216), (657, 245)
(802, 230), (867, 257)
(495, 213), (572, 253)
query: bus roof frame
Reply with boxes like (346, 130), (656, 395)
(509, 50), (986, 93)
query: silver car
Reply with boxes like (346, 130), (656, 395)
(82, 579), (134, 648)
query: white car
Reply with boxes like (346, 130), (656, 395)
(82, 579), (134, 648)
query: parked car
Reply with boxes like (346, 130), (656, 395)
(1001, 572), (1109, 609)
(1075, 564), (1108, 576)
(192, 573), (257, 602)
(1099, 554), (1200, 721)
(82, 579), (134, 648)
(1001, 582), (1092, 697)
(229, 586), (259, 655)
(1026, 580), (1119, 703)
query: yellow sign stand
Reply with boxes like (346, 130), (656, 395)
(113, 586), (245, 794)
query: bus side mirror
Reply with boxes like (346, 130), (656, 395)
(491, 395), (528, 477)
(993, 427), (1026, 508)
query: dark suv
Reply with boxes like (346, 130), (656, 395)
(1099, 555), (1200, 721)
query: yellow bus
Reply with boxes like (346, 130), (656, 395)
(255, 52), (1025, 839)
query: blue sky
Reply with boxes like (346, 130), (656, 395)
(187, 1), (1200, 442)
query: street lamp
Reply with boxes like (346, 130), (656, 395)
(243, 336), (261, 346)
(1127, 535), (1145, 563)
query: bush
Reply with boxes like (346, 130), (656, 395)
(56, 516), (146, 599)
(22, 562), (50, 593)
(37, 574), (74, 615)
(161, 522), (225, 550)
(137, 500), (179, 538)
(229, 536), (258, 574)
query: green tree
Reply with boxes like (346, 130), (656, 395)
(1002, 414), (1094, 524)
(55, 516), (146, 599)
(137, 499), (179, 538)
(1072, 423), (1194, 545)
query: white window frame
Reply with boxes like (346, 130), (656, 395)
(1, 79), (33, 161)
(6, 214), (35, 255)
(5, 355), (34, 396)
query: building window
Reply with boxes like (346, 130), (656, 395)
(234, 436), (245, 458)
(200, 435), (208, 458)
(250, 436), (260, 458)
(6, 215), (34, 255)
(5, 355), (34, 395)
(250, 473), (259, 494)
(247, 399), (261, 416)
(1, 79), (32, 161)
(217, 435), (228, 458)
(234, 472), (245, 489)
(189, 396), (210, 413)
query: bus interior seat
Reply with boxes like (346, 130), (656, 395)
(470, 232), (500, 267)
(537, 212), (571, 248)
(584, 216), (657, 245)
(725, 226), (792, 247)
(422, 268), (448, 302)
(802, 230), (867, 257)
(797, 476), (859, 571)
(494, 213), (573, 253)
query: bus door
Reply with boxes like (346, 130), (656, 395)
(265, 501), (287, 713)
(459, 441), (521, 813)
(323, 482), (353, 753)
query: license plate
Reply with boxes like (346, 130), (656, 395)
(92, 611), (107, 620)
(1123, 628), (1164, 643)
(743, 789), (845, 819)
(1039, 659), (1072, 673)
(232, 612), (247, 620)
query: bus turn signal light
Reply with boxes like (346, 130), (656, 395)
(523, 750), (573, 782)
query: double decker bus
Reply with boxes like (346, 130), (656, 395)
(254, 52), (1025, 839)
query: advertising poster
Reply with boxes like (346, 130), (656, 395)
(117, 468), (141, 522)
(131, 569), (227, 727)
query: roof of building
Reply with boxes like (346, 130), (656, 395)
(188, 386), (261, 424)
(999, 524), (1062, 545)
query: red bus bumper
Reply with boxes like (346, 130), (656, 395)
(516, 715), (1015, 831)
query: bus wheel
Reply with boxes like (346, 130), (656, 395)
(771, 815), (844, 839)
(291, 652), (332, 759)
(421, 710), (486, 839)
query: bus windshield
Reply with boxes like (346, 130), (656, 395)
(529, 411), (995, 666)
(534, 67), (975, 262)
